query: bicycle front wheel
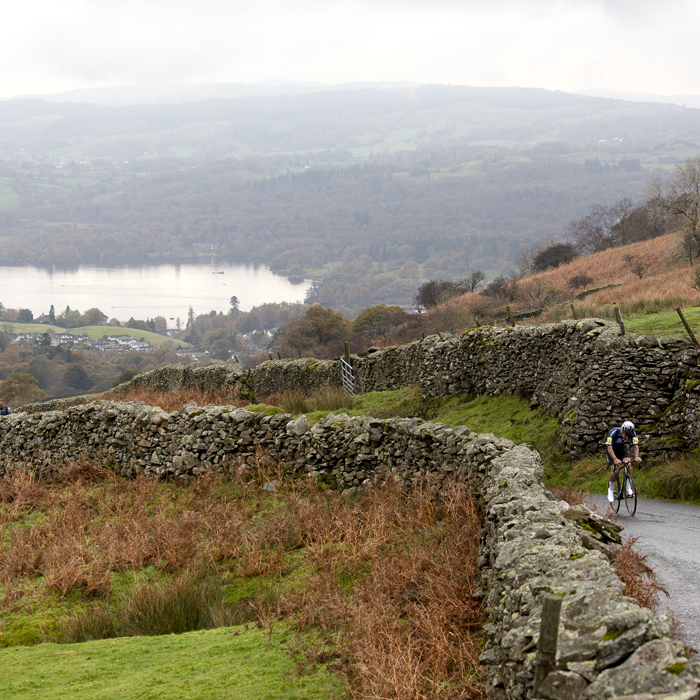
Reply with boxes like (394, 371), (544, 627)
(624, 475), (637, 516)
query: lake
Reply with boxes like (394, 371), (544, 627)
(0, 263), (312, 327)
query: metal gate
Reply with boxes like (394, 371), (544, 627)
(340, 357), (355, 396)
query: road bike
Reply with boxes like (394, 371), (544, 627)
(611, 458), (637, 516)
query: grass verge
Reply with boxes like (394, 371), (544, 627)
(562, 455), (700, 505)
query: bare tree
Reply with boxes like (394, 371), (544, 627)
(566, 199), (634, 253)
(681, 229), (698, 265)
(690, 267), (700, 292)
(568, 273), (593, 289)
(648, 157), (700, 262)
(532, 243), (578, 272)
(611, 201), (668, 246)
(517, 280), (560, 310)
(413, 280), (461, 311)
(461, 269), (486, 293)
(631, 262), (647, 279)
(480, 274), (519, 304)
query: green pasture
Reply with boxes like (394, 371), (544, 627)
(66, 326), (189, 349)
(0, 323), (189, 349)
(251, 384), (700, 504)
(625, 306), (700, 340)
(0, 625), (344, 700)
(253, 388), (566, 473)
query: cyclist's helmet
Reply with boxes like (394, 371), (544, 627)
(621, 420), (635, 434)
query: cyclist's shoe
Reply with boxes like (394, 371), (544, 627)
(607, 485), (614, 503)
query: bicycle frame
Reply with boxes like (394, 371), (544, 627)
(611, 459), (637, 516)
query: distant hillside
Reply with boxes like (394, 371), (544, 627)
(452, 231), (699, 331)
(1, 85), (700, 311)
(512, 233), (689, 309)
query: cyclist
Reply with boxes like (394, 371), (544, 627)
(606, 420), (641, 503)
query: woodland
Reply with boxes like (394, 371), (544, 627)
(1, 85), (700, 312)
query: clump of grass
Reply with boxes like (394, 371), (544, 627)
(64, 570), (254, 642)
(279, 386), (354, 415)
(654, 456), (700, 500)
(62, 604), (120, 642)
(613, 536), (669, 610)
(307, 385), (354, 412)
(124, 571), (232, 636)
(280, 389), (309, 415)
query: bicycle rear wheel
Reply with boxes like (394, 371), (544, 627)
(611, 476), (621, 513)
(624, 475), (637, 516)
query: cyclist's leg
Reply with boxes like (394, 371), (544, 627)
(607, 451), (618, 502)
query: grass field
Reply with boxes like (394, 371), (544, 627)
(0, 625), (343, 700)
(244, 384), (700, 506)
(66, 326), (190, 349)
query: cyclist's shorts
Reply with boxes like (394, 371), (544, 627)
(606, 444), (630, 468)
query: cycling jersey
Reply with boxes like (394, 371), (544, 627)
(606, 427), (638, 452)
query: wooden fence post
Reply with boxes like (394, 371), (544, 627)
(435, 328), (444, 340)
(344, 341), (352, 365)
(506, 306), (516, 327)
(676, 307), (698, 345)
(614, 306), (626, 335)
(277, 352), (282, 360)
(534, 595), (563, 693)
(570, 304), (577, 320)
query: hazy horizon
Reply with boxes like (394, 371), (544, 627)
(3, 1), (700, 100)
(6, 80), (700, 112)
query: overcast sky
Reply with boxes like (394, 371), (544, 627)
(2, 0), (699, 99)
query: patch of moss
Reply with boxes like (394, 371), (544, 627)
(246, 404), (284, 416)
(602, 629), (624, 641)
(665, 661), (687, 675)
(686, 380), (700, 393)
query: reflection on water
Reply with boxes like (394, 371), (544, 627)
(0, 263), (311, 326)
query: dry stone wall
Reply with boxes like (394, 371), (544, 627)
(0, 401), (696, 698)
(0, 401), (485, 489)
(25, 319), (700, 458)
(242, 319), (700, 458)
(479, 445), (700, 700)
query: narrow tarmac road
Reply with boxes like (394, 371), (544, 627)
(589, 494), (700, 652)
